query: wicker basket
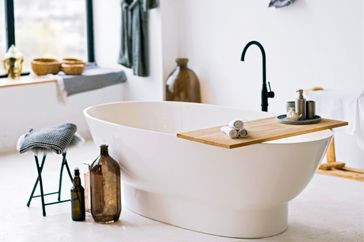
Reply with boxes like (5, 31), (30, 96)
(31, 58), (61, 75)
(62, 63), (85, 75)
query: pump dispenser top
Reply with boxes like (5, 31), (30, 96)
(296, 89), (304, 99)
(295, 89), (306, 120)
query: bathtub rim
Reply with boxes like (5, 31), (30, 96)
(83, 100), (333, 146)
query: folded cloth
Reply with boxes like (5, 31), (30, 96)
(58, 65), (127, 97)
(306, 90), (364, 151)
(269, 0), (296, 8)
(220, 126), (239, 139)
(238, 128), (248, 138)
(18, 123), (77, 154)
(228, 119), (244, 130)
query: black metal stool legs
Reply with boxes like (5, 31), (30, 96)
(30, 155), (47, 216)
(27, 154), (46, 207)
(27, 152), (73, 216)
(35, 155), (46, 216)
(57, 153), (74, 201)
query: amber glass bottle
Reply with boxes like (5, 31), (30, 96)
(166, 58), (201, 103)
(90, 145), (121, 223)
(71, 168), (85, 221)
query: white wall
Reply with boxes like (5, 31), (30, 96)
(362, 1), (364, 90)
(175, 0), (363, 113)
(160, 0), (364, 168)
(1, 0), (362, 153)
(159, 0), (182, 97)
(93, 0), (164, 101)
(96, 0), (362, 112)
(93, 0), (185, 101)
(0, 84), (124, 152)
(92, 0), (362, 168)
(0, 0), (165, 153)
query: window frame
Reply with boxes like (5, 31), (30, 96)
(3, 0), (95, 63)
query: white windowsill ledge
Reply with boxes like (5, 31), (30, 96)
(0, 65), (127, 90)
(0, 75), (57, 88)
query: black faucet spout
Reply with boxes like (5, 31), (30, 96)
(241, 40), (274, 112)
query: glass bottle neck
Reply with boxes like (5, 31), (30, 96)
(100, 145), (109, 156)
(176, 58), (188, 69)
(177, 64), (187, 69)
(73, 176), (81, 186)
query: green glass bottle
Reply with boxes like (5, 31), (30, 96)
(71, 168), (85, 221)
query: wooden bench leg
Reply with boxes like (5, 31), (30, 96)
(320, 135), (346, 170)
(326, 137), (336, 163)
(318, 134), (364, 181)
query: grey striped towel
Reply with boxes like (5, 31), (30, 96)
(18, 123), (77, 154)
(269, 0), (296, 8)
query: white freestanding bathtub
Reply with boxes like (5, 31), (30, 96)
(84, 101), (332, 238)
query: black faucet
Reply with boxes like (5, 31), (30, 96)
(241, 40), (275, 112)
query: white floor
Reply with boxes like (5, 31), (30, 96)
(0, 141), (363, 242)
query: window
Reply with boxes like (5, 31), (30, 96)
(0, 1), (5, 57)
(1, 0), (94, 72)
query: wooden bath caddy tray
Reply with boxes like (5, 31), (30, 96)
(176, 117), (348, 149)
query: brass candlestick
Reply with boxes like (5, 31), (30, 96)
(2, 45), (24, 80)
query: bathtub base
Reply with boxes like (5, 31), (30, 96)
(124, 185), (288, 238)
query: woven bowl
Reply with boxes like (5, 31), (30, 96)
(62, 63), (85, 75)
(31, 58), (61, 75)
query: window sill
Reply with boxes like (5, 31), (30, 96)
(0, 76), (57, 89)
(0, 66), (127, 96)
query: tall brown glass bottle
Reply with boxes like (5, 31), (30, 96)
(90, 145), (121, 223)
(166, 58), (201, 103)
(71, 168), (85, 221)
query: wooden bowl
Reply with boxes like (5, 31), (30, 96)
(62, 58), (85, 65)
(62, 63), (85, 75)
(31, 58), (61, 75)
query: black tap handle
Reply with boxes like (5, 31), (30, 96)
(268, 82), (272, 92)
(267, 82), (275, 98)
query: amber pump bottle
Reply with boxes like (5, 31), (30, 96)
(295, 89), (306, 120)
(71, 168), (86, 221)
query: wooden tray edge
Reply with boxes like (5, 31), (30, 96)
(176, 119), (348, 149)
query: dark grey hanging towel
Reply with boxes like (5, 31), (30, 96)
(118, 0), (159, 77)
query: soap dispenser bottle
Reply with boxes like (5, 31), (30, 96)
(295, 89), (306, 120)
